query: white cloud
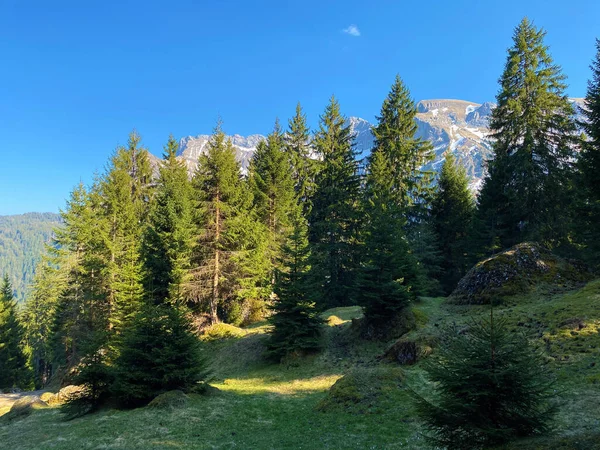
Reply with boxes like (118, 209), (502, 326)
(342, 24), (360, 37)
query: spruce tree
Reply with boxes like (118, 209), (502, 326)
(475, 18), (577, 253)
(143, 135), (195, 303)
(189, 122), (267, 323)
(61, 329), (112, 419)
(49, 183), (108, 371)
(100, 132), (152, 332)
(284, 103), (316, 216)
(21, 256), (66, 385)
(111, 303), (204, 407)
(577, 39), (600, 266)
(431, 153), (475, 294)
(267, 211), (323, 360)
(308, 96), (361, 308)
(416, 311), (556, 449)
(370, 75), (434, 214)
(357, 146), (417, 329)
(370, 75), (437, 295)
(249, 120), (297, 283)
(0, 274), (32, 389)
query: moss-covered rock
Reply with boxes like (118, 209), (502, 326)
(147, 390), (189, 409)
(46, 385), (84, 406)
(449, 242), (591, 304)
(2, 395), (47, 421)
(353, 308), (417, 341)
(316, 367), (409, 414)
(383, 336), (435, 365)
(201, 323), (247, 341)
(39, 392), (55, 403)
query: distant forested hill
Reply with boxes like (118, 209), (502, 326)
(0, 212), (62, 303)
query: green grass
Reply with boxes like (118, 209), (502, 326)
(2, 281), (600, 449)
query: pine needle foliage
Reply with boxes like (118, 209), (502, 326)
(370, 75), (435, 214)
(189, 122), (268, 323)
(308, 96), (361, 308)
(284, 103), (316, 217)
(576, 39), (600, 266)
(267, 212), (323, 361)
(475, 18), (577, 254)
(357, 147), (416, 326)
(0, 274), (32, 389)
(111, 304), (204, 408)
(431, 153), (475, 294)
(249, 120), (297, 282)
(143, 135), (195, 304)
(370, 75), (437, 295)
(100, 131), (153, 333)
(416, 310), (556, 449)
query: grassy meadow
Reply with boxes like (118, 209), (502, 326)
(2, 280), (600, 449)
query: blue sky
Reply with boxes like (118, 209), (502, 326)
(1, 0), (598, 214)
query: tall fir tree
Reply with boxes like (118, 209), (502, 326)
(21, 253), (67, 386)
(0, 274), (32, 389)
(268, 210), (323, 360)
(475, 18), (577, 254)
(356, 149), (416, 329)
(577, 39), (600, 266)
(48, 183), (108, 371)
(308, 96), (361, 308)
(143, 135), (195, 303)
(189, 122), (268, 323)
(370, 75), (434, 216)
(431, 153), (475, 294)
(100, 131), (153, 333)
(370, 75), (437, 294)
(284, 103), (316, 216)
(249, 120), (297, 283)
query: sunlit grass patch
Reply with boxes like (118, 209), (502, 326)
(215, 374), (341, 396)
(320, 305), (363, 323)
(325, 315), (345, 326)
(201, 322), (247, 341)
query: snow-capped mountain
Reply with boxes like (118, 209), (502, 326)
(415, 99), (495, 191)
(347, 117), (373, 160)
(171, 98), (585, 189)
(177, 134), (264, 174)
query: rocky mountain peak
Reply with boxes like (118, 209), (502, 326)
(165, 97), (585, 192)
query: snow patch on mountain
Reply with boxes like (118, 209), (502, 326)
(168, 98), (586, 192)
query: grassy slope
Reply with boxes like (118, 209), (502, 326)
(2, 282), (600, 449)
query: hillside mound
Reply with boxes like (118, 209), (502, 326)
(351, 308), (416, 341)
(449, 242), (590, 304)
(201, 323), (247, 341)
(147, 390), (189, 410)
(382, 335), (436, 365)
(2, 395), (47, 422)
(316, 368), (410, 415)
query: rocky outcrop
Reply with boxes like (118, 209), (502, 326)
(2, 395), (47, 421)
(44, 385), (85, 406)
(449, 242), (591, 304)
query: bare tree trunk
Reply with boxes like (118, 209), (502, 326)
(211, 194), (220, 324)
